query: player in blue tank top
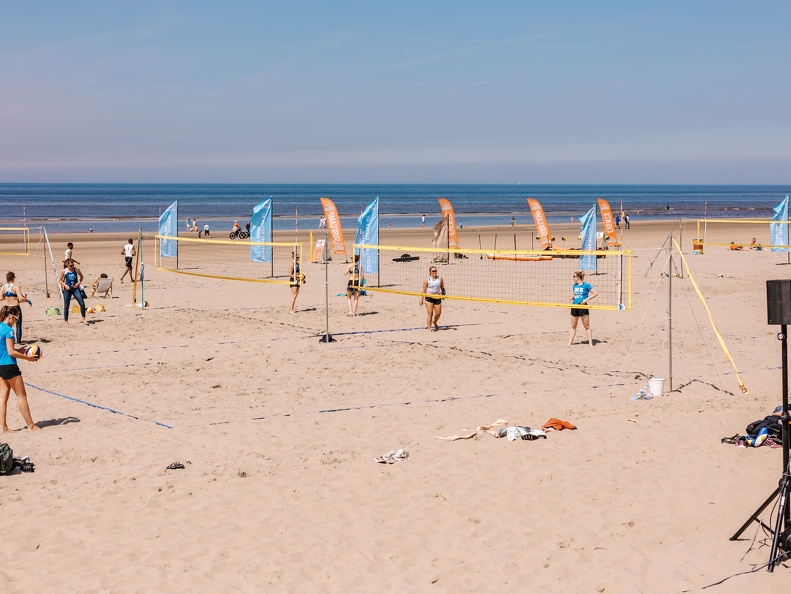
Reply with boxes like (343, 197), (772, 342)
(0, 305), (41, 432)
(568, 271), (598, 347)
(59, 259), (87, 323)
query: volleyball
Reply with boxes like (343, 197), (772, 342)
(25, 345), (42, 359)
(299, 273), (306, 282)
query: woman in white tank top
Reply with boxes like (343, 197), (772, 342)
(419, 265), (445, 331)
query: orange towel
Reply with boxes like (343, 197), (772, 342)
(542, 418), (577, 431)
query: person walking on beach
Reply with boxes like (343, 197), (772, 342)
(422, 214), (426, 228)
(1, 272), (30, 345)
(203, 223), (210, 238)
(344, 255), (364, 316)
(120, 239), (136, 283)
(419, 265), (445, 332)
(624, 213), (630, 229)
(511, 217), (516, 228)
(63, 242), (79, 268)
(288, 252), (305, 313)
(0, 306), (41, 433)
(59, 259), (87, 324)
(567, 271), (597, 347)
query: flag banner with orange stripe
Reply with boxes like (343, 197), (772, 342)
(597, 198), (619, 247)
(438, 198), (460, 249)
(527, 198), (552, 249)
(320, 197), (347, 255)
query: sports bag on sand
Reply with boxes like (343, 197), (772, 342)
(0, 442), (13, 474)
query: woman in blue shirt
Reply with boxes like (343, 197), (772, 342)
(0, 306), (41, 432)
(567, 271), (598, 347)
(59, 259), (87, 323)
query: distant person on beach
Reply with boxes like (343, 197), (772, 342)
(511, 217), (516, 228)
(615, 215), (621, 229)
(419, 265), (445, 332)
(0, 305), (41, 433)
(567, 271), (597, 347)
(203, 223), (210, 238)
(288, 252), (305, 313)
(1, 272), (30, 345)
(344, 255), (364, 317)
(624, 213), (630, 229)
(750, 237), (763, 251)
(422, 214), (426, 228)
(319, 216), (326, 229)
(192, 218), (198, 231)
(59, 259), (87, 324)
(63, 242), (79, 268)
(120, 239), (136, 283)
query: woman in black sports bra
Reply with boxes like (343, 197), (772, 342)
(1, 272), (27, 344)
(288, 252), (305, 313)
(344, 255), (364, 316)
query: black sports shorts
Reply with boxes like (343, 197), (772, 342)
(0, 364), (21, 380)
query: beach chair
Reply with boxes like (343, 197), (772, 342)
(95, 277), (113, 298)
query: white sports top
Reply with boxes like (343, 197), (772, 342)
(123, 244), (135, 257)
(426, 276), (442, 295)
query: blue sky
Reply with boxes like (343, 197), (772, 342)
(1, 1), (789, 183)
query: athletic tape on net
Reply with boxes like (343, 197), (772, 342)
(671, 237), (748, 394)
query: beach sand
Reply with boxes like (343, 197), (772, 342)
(1, 220), (788, 592)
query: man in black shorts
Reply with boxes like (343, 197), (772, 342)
(120, 239), (136, 283)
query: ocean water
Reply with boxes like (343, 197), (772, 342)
(0, 184), (788, 234)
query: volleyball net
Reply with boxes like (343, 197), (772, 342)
(155, 236), (304, 284)
(356, 244), (632, 310)
(696, 219), (790, 250)
(0, 227), (30, 256)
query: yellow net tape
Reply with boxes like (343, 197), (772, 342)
(696, 218), (790, 249)
(0, 227), (30, 256)
(671, 236), (748, 394)
(356, 243), (632, 310)
(155, 235), (303, 285)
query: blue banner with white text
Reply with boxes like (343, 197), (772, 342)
(771, 195), (789, 253)
(250, 198), (273, 262)
(579, 205), (597, 271)
(355, 197), (379, 274)
(158, 201), (178, 258)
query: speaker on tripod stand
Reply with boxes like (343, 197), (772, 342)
(731, 280), (791, 570)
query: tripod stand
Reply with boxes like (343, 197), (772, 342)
(731, 324), (791, 571)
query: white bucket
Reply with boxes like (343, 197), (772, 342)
(648, 378), (665, 397)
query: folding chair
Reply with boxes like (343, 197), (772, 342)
(95, 277), (113, 298)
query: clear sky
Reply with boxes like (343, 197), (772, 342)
(1, 1), (789, 184)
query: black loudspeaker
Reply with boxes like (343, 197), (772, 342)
(767, 280), (791, 325)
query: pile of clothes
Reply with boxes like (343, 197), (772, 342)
(722, 405), (783, 448)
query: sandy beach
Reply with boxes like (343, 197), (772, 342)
(1, 219), (788, 592)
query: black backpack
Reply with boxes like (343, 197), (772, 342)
(0, 442), (12, 474)
(745, 415), (783, 439)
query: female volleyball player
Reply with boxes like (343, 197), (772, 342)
(289, 253), (305, 313)
(567, 271), (597, 347)
(0, 306), (41, 433)
(419, 265), (445, 332)
(344, 255), (364, 317)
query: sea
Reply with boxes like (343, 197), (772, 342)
(0, 184), (788, 234)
